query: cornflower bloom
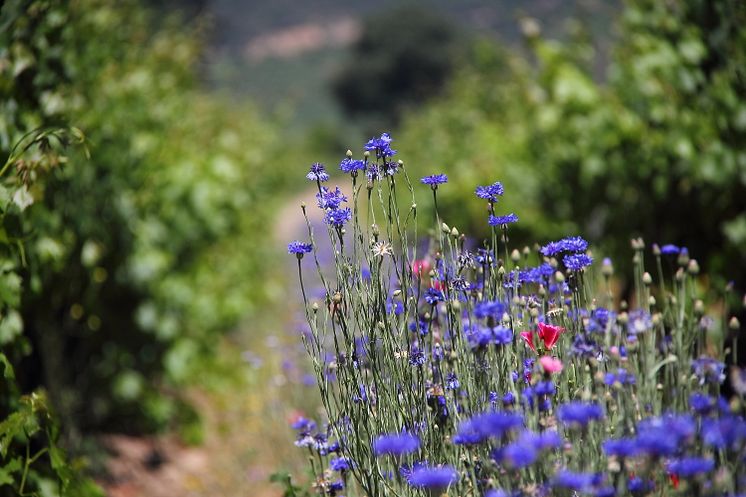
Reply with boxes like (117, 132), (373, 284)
(475, 181), (504, 203)
(372, 433), (420, 457)
(420, 174), (448, 188)
(488, 213), (518, 226)
(540, 236), (588, 256)
(558, 401), (604, 427)
(306, 162), (329, 182)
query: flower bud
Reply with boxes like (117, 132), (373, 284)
(511, 249), (521, 263)
(675, 268), (685, 282)
(555, 271), (565, 283)
(652, 243), (661, 256)
(677, 249), (690, 266)
(441, 223), (450, 234)
(346, 149), (353, 158)
(694, 299), (704, 315)
(393, 289), (402, 298)
(601, 258), (613, 277)
(451, 300), (461, 311)
(642, 272), (652, 285)
(729, 316), (740, 331)
(648, 296), (656, 307)
(363, 151), (370, 158)
(451, 227), (459, 238)
(312, 302), (319, 312)
(687, 259), (700, 275)
(522, 246), (530, 257)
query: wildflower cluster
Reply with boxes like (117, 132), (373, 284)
(288, 134), (745, 497)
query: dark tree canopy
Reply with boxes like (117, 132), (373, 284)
(332, 5), (467, 125)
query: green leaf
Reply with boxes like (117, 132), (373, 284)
(0, 457), (22, 487)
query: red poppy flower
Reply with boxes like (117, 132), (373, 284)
(537, 322), (564, 349)
(521, 322), (565, 353)
(669, 474), (679, 489)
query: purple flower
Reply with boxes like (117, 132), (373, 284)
(602, 438), (638, 458)
(373, 433), (420, 457)
(324, 207), (352, 227)
(666, 457), (715, 477)
(316, 186), (348, 210)
(339, 157), (366, 174)
(552, 470), (601, 492)
(475, 182), (504, 202)
(474, 300), (506, 319)
(540, 236), (589, 257)
(691, 356), (726, 385)
(287, 241), (313, 255)
(364, 133), (397, 158)
(424, 287), (444, 305)
(453, 411), (524, 444)
(558, 401), (603, 427)
(407, 465), (459, 489)
(330, 456), (352, 472)
(563, 253), (593, 271)
(306, 162), (329, 182)
(488, 213), (518, 227)
(660, 244), (680, 255)
(421, 174), (448, 186)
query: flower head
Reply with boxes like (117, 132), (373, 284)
(306, 163), (329, 182)
(339, 157), (366, 174)
(539, 356), (564, 374)
(475, 182), (504, 202)
(660, 244), (680, 255)
(558, 401), (604, 427)
(372, 433), (420, 457)
(421, 174), (448, 187)
(407, 465), (459, 489)
(488, 213), (518, 227)
(364, 133), (397, 158)
(288, 241), (313, 256)
(666, 457), (715, 478)
(540, 236), (588, 256)
(563, 253), (593, 271)
(324, 207), (352, 228)
(316, 186), (348, 210)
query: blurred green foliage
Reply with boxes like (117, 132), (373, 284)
(398, 0), (746, 286)
(1, 0), (295, 491)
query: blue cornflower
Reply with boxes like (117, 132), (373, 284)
(500, 440), (538, 469)
(330, 456), (352, 472)
(492, 326), (513, 345)
(316, 186), (348, 210)
(604, 369), (636, 386)
(421, 174), (448, 187)
(666, 457), (715, 477)
(465, 325), (493, 349)
(339, 157), (366, 174)
(324, 207), (352, 228)
(558, 401), (603, 427)
(634, 414), (695, 456)
(602, 438), (638, 458)
(540, 236), (589, 256)
(445, 372), (460, 390)
(366, 164), (382, 181)
(453, 411), (524, 444)
(364, 133), (397, 158)
(329, 480), (344, 492)
(475, 182), (504, 202)
(306, 162), (329, 182)
(535, 380), (556, 396)
(424, 287), (444, 305)
(701, 415), (746, 450)
(474, 300), (506, 319)
(691, 356), (726, 385)
(485, 490), (509, 497)
(287, 241), (313, 256)
(552, 470), (601, 492)
(502, 392), (515, 406)
(407, 465), (458, 489)
(291, 416), (316, 434)
(409, 348), (426, 366)
(563, 253), (593, 271)
(488, 213), (518, 226)
(660, 244), (680, 255)
(373, 433), (420, 457)
(689, 393), (715, 415)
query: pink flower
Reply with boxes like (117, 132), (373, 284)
(539, 356), (564, 374)
(412, 259), (431, 276)
(537, 322), (564, 350)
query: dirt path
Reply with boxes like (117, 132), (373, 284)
(98, 188), (323, 497)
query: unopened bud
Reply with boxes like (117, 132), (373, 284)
(363, 150), (370, 158)
(677, 249), (690, 266)
(451, 300), (461, 311)
(333, 292), (342, 303)
(648, 296), (656, 307)
(522, 246), (530, 257)
(312, 302), (319, 312)
(497, 266), (506, 277)
(687, 259), (700, 275)
(675, 268), (685, 282)
(694, 300), (704, 315)
(451, 227), (459, 238)
(555, 271), (565, 283)
(652, 243), (661, 256)
(601, 258), (614, 277)
(393, 289), (402, 298)
(511, 249), (521, 263)
(441, 223), (450, 234)
(345, 149), (353, 158)
(617, 312), (629, 325)
(642, 272), (653, 285)
(729, 316), (740, 331)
